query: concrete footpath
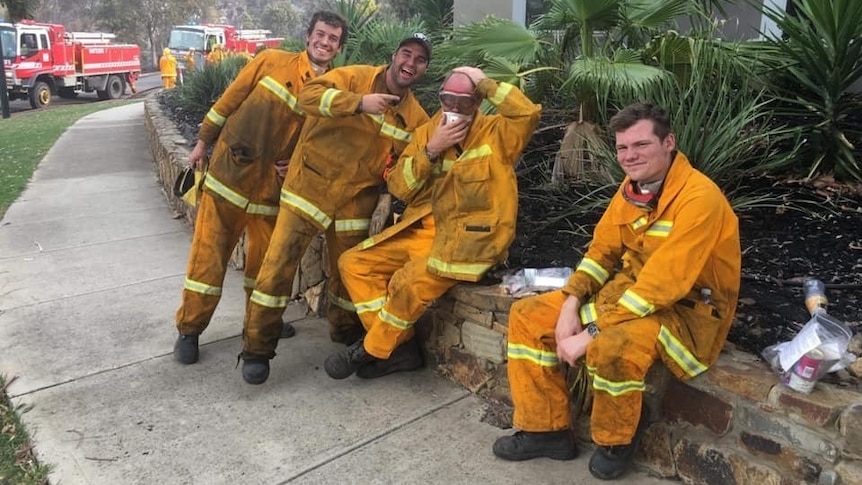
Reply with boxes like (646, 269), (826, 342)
(0, 103), (672, 485)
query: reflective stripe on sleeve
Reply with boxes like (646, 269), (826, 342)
(576, 258), (609, 286)
(488, 82), (513, 106)
(206, 108), (226, 126)
(618, 289), (655, 317)
(319, 88), (339, 117)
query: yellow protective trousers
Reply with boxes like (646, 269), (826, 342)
(339, 215), (457, 359)
(176, 190), (275, 335)
(507, 286), (659, 446)
(243, 208), (365, 358)
(162, 76), (176, 89)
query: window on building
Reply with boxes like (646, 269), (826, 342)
(526, 0), (548, 26)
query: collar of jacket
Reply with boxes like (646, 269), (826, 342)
(610, 150), (694, 225)
(297, 50), (317, 82)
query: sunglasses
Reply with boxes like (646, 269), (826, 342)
(439, 91), (479, 111)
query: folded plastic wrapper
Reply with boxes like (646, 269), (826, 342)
(761, 311), (857, 381)
(501, 267), (573, 298)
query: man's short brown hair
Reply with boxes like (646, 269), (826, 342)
(609, 102), (672, 140)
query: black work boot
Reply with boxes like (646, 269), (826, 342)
(280, 321), (296, 339)
(173, 334), (199, 364)
(355, 337), (423, 379)
(588, 406), (650, 480)
(241, 358), (270, 385)
(324, 338), (378, 379)
(492, 430), (578, 461)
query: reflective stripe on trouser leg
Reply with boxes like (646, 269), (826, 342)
(244, 209), (319, 358)
(339, 242), (405, 333)
(507, 290), (571, 432)
(241, 213), (277, 304)
(324, 224), (367, 342)
(586, 315), (659, 446)
(364, 253), (457, 359)
(176, 191), (246, 335)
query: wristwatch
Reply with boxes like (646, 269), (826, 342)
(424, 146), (440, 163)
(586, 323), (600, 337)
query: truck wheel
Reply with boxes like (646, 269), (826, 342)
(58, 87), (78, 99)
(29, 81), (52, 109)
(99, 75), (124, 100)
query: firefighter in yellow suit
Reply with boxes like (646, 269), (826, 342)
(159, 48), (177, 89)
(173, 11), (349, 367)
(324, 67), (541, 380)
(207, 44), (228, 64)
(240, 34), (433, 385)
(184, 47), (197, 73)
(493, 102), (741, 481)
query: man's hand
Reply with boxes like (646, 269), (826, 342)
(360, 94), (401, 114)
(275, 159), (289, 179)
(188, 140), (208, 170)
(369, 193), (392, 236)
(425, 115), (469, 158)
(557, 331), (592, 366)
(555, 295), (582, 351)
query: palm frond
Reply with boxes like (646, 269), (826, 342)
(436, 17), (544, 65)
(564, 49), (675, 110)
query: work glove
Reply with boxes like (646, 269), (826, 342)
(369, 193), (393, 236)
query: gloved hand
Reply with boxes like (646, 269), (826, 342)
(369, 193), (392, 236)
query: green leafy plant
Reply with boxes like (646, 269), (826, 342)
(759, 0), (862, 181)
(177, 54), (250, 121)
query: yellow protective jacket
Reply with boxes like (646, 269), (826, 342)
(159, 53), (177, 78)
(562, 152), (741, 379)
(197, 49), (316, 215)
(184, 53), (196, 72)
(282, 64), (429, 236)
(386, 79), (541, 281)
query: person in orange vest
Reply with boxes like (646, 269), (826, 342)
(324, 67), (541, 381)
(184, 47), (196, 73)
(159, 47), (177, 89)
(492, 102), (741, 481)
(207, 43), (227, 64)
(239, 34), (433, 385)
(172, 11), (349, 368)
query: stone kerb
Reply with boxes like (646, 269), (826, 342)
(143, 93), (326, 309)
(428, 283), (862, 485)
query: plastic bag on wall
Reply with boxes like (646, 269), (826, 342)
(501, 267), (573, 298)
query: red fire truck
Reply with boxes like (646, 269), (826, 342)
(167, 24), (284, 68)
(1, 20), (141, 109)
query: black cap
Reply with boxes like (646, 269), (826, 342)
(397, 32), (431, 61)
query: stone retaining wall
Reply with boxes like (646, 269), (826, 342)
(144, 94), (862, 485)
(428, 283), (862, 484)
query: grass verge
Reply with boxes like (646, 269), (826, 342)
(1, 100), (138, 484)
(0, 375), (50, 485)
(0, 100), (138, 219)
